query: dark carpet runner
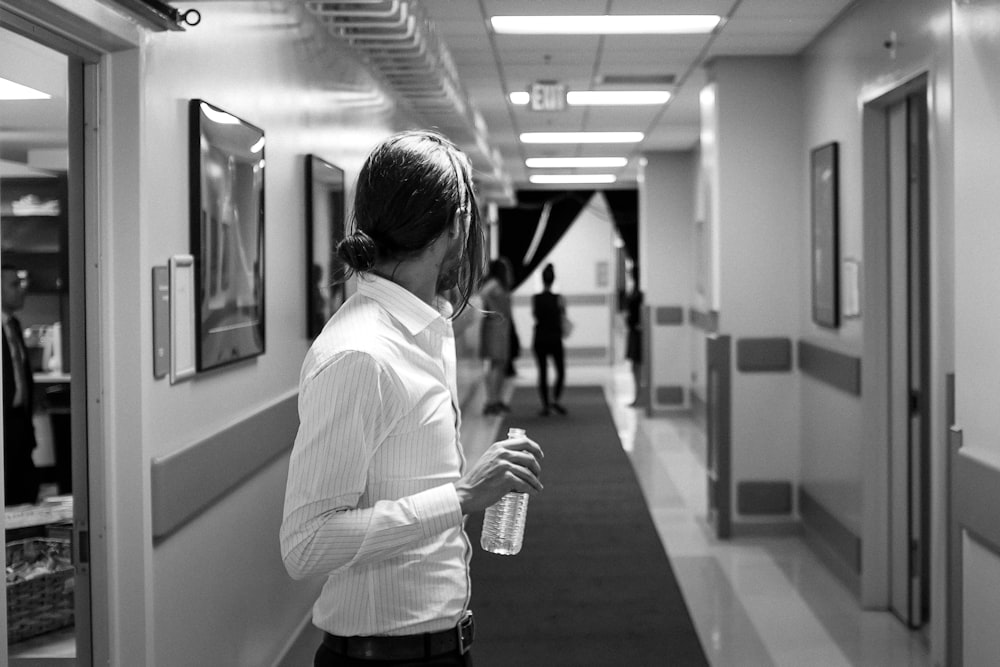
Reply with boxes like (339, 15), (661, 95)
(466, 386), (710, 666)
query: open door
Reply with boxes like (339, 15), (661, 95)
(886, 88), (931, 629)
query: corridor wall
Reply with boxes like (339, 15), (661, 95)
(798, 3), (953, 661)
(698, 57), (804, 533)
(638, 151), (695, 412)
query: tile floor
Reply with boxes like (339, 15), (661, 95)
(462, 360), (933, 667)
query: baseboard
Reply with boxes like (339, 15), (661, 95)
(802, 523), (861, 599)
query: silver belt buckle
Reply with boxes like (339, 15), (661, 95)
(457, 611), (474, 655)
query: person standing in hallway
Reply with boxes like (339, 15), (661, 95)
(532, 263), (567, 417)
(624, 266), (645, 408)
(280, 130), (544, 667)
(2, 267), (39, 506)
(479, 258), (513, 415)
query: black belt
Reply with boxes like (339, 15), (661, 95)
(322, 612), (474, 661)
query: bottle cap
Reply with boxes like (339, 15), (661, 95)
(507, 427), (526, 438)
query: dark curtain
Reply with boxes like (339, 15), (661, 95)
(604, 189), (639, 265)
(604, 190), (640, 313)
(498, 190), (595, 290)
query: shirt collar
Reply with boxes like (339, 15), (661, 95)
(356, 273), (449, 336)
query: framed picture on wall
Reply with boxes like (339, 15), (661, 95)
(811, 141), (840, 328)
(305, 155), (347, 338)
(189, 99), (266, 371)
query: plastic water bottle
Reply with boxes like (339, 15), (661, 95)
(480, 427), (530, 555)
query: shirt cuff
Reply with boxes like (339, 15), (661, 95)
(412, 484), (463, 539)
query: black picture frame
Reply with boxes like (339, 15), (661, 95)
(189, 99), (266, 371)
(305, 155), (347, 338)
(811, 141), (840, 328)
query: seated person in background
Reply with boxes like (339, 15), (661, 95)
(2, 267), (39, 505)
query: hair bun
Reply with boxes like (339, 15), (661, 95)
(337, 232), (378, 272)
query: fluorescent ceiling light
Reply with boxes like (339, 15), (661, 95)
(0, 77), (51, 100)
(510, 90), (670, 106)
(491, 15), (721, 35)
(529, 174), (617, 184)
(526, 157), (628, 168)
(567, 90), (670, 105)
(520, 132), (643, 144)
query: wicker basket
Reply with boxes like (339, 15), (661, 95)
(6, 538), (74, 644)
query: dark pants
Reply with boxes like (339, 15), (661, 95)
(314, 643), (473, 667)
(533, 340), (565, 408)
(4, 405), (39, 505)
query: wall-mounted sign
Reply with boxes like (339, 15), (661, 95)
(530, 81), (567, 111)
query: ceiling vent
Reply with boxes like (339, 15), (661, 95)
(598, 73), (676, 87)
(304, 0), (513, 204)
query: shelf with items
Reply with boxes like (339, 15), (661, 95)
(0, 175), (69, 295)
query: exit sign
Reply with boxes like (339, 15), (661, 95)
(530, 82), (567, 111)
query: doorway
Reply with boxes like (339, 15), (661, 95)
(1, 23), (92, 665)
(885, 86), (931, 629)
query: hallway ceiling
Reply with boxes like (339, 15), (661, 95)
(0, 1), (859, 194)
(416, 0), (856, 198)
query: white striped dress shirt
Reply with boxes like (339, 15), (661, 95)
(280, 274), (470, 637)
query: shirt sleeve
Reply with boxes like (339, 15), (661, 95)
(279, 350), (464, 580)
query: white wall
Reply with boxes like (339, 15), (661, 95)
(638, 151), (695, 411)
(700, 57), (804, 517)
(511, 192), (617, 364)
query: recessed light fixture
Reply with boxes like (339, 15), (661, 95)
(491, 15), (721, 35)
(520, 132), (644, 144)
(529, 174), (617, 184)
(510, 90), (670, 106)
(0, 77), (51, 101)
(526, 157), (628, 168)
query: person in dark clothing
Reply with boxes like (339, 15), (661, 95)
(2, 267), (39, 506)
(532, 263), (567, 417)
(624, 268), (645, 408)
(505, 319), (520, 378)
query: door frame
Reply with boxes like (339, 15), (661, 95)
(0, 13), (100, 666)
(860, 71), (936, 616)
(0, 3), (142, 664)
(885, 88), (931, 629)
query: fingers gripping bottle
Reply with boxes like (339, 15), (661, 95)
(480, 428), (530, 555)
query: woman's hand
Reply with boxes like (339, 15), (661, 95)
(455, 433), (543, 515)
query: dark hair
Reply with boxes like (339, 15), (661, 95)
(336, 129), (486, 317)
(542, 263), (555, 287)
